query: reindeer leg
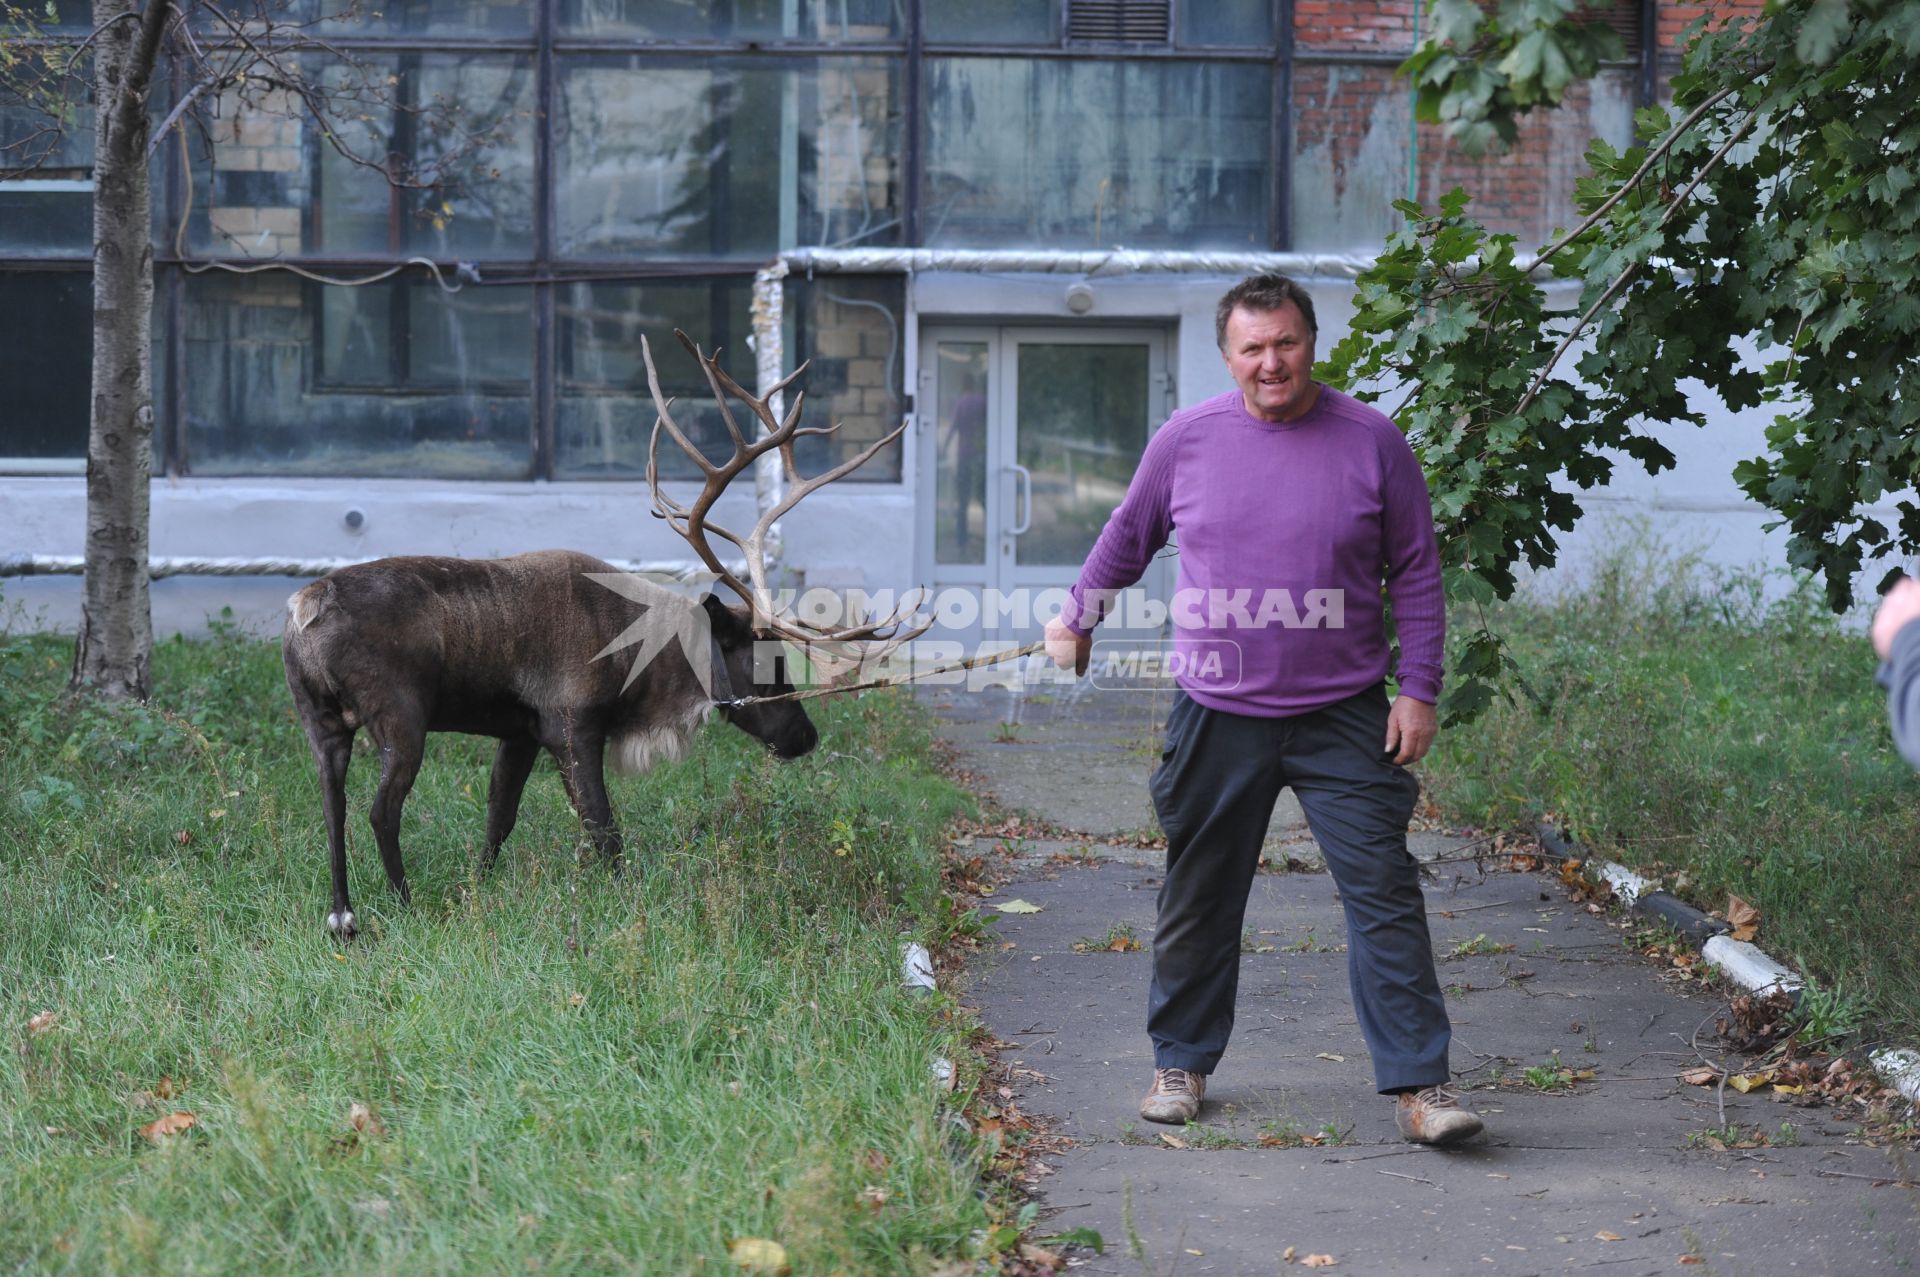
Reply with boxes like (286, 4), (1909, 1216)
(366, 715), (426, 905)
(551, 728), (623, 871)
(479, 735), (539, 876)
(300, 711), (357, 939)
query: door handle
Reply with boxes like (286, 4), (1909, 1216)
(1008, 463), (1033, 536)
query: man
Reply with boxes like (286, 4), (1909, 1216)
(1871, 575), (1920, 767)
(1043, 274), (1483, 1146)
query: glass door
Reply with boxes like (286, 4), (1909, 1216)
(918, 324), (1170, 647)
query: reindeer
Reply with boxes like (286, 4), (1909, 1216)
(282, 332), (925, 938)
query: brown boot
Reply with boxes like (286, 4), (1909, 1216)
(1139, 1068), (1207, 1124)
(1395, 1085), (1485, 1145)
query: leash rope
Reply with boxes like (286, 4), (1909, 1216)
(718, 640), (1052, 708)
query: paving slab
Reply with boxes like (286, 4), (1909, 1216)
(930, 687), (1920, 1276)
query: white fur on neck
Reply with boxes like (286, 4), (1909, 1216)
(608, 702), (713, 777)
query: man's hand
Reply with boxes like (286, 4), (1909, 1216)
(1384, 695), (1438, 765)
(1045, 615), (1092, 676)
(1873, 576), (1920, 660)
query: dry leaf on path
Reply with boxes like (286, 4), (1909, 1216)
(1315, 1053), (1346, 1063)
(1159, 1131), (1186, 1149)
(1302, 1256), (1338, 1269)
(1594, 1231), (1623, 1242)
(26, 1011), (57, 1035)
(1727, 895), (1761, 943)
(993, 899), (1044, 914)
(1680, 1256), (1704, 1265)
(726, 1237), (790, 1275)
(1679, 1067), (1719, 1086)
(1726, 1072), (1773, 1093)
(140, 1112), (197, 1142)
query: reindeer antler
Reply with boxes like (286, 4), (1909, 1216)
(641, 330), (932, 670)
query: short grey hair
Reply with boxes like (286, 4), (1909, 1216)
(1215, 274), (1318, 348)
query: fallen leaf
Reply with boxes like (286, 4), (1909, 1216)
(1679, 1067), (1719, 1086)
(140, 1111), (197, 1142)
(1727, 895), (1761, 943)
(26, 1010), (57, 1035)
(156, 1075), (176, 1100)
(1594, 1231), (1623, 1242)
(727, 1237), (791, 1275)
(992, 899), (1044, 914)
(1184, 1249), (1205, 1257)
(175, 830), (192, 846)
(1017, 1242), (1064, 1269)
(1679, 1257), (1704, 1266)
(1159, 1131), (1186, 1149)
(568, 992), (586, 1007)
(349, 1102), (386, 1138)
(1773, 1083), (1804, 1095)
(1283, 1246), (1296, 1262)
(1315, 1052), (1346, 1063)
(1727, 1071), (1772, 1093)
(857, 1185), (889, 1210)
(1301, 1256), (1337, 1269)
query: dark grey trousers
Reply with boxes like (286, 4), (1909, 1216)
(1147, 685), (1451, 1093)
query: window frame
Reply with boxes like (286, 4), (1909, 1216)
(0, 0), (1655, 479)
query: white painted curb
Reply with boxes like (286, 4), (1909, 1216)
(1870, 1049), (1920, 1105)
(1700, 935), (1803, 997)
(902, 940), (955, 1086)
(902, 941), (937, 992)
(1597, 861), (1652, 905)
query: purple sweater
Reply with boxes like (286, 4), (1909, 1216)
(1064, 386), (1445, 717)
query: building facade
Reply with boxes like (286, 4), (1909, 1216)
(0, 0), (1776, 636)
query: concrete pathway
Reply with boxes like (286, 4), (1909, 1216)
(928, 681), (1920, 1276)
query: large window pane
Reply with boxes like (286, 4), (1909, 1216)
(924, 0), (1057, 44)
(559, 56), (901, 260)
(784, 273), (903, 481)
(0, 46), (93, 253)
(924, 58), (1270, 249)
(556, 276), (755, 480)
(184, 274), (533, 477)
(319, 0), (533, 34)
(180, 55), (535, 260)
(1291, 63), (1634, 251)
(560, 0), (901, 40)
(0, 271), (91, 466)
(1182, 0), (1271, 47)
(556, 274), (902, 482)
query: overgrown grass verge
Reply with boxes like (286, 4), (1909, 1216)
(1422, 544), (1920, 1042)
(1, 626), (988, 1274)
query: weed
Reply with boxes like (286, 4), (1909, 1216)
(993, 722), (1022, 743)
(1257, 1119), (1346, 1148)
(1793, 973), (1868, 1044)
(1523, 1060), (1573, 1091)
(1240, 926), (1275, 954)
(1073, 922), (1144, 954)
(1446, 933), (1517, 958)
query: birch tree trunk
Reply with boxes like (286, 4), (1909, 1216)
(69, 0), (166, 699)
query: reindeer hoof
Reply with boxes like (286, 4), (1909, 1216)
(327, 909), (358, 940)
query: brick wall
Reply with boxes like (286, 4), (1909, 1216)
(1295, 0), (1762, 55)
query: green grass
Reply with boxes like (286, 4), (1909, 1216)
(1422, 542), (1920, 1040)
(0, 626), (989, 1275)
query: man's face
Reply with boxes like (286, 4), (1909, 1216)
(1221, 302), (1317, 423)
